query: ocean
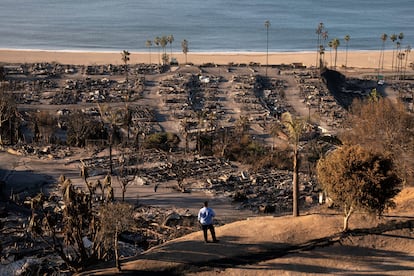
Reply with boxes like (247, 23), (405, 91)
(0, 0), (413, 52)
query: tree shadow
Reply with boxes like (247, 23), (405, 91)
(116, 217), (414, 275)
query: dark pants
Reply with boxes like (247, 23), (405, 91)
(201, 224), (217, 242)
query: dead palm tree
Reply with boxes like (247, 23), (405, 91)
(344, 34), (350, 68)
(281, 112), (305, 217)
(264, 20), (271, 76)
(145, 40), (152, 64)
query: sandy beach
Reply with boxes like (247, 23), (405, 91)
(0, 49), (408, 70)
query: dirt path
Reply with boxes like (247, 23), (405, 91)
(80, 204), (414, 275)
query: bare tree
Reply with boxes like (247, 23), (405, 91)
(34, 111), (58, 144)
(116, 149), (138, 201)
(98, 104), (124, 175)
(99, 202), (134, 270)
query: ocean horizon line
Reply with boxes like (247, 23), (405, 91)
(0, 48), (386, 55)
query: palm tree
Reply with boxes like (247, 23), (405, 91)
(121, 50), (131, 140)
(379, 33), (388, 73)
(181, 39), (189, 64)
(121, 50), (130, 84)
(397, 32), (404, 74)
(319, 45), (325, 68)
(315, 22), (325, 68)
(390, 33), (397, 71)
(167, 34), (174, 63)
(154, 36), (161, 64)
(160, 36), (168, 65)
(396, 41), (401, 75)
(331, 38), (340, 69)
(264, 20), (271, 76)
(328, 40), (333, 68)
(145, 40), (153, 64)
(403, 45), (411, 79)
(281, 112), (305, 217)
(344, 34), (350, 68)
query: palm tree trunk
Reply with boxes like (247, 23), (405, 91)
(345, 43), (348, 68)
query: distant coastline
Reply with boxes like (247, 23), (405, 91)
(0, 49), (405, 70)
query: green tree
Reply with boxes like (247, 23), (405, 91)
(181, 39), (189, 64)
(317, 144), (402, 231)
(281, 112), (305, 217)
(264, 20), (271, 76)
(344, 34), (350, 68)
(145, 40), (153, 64)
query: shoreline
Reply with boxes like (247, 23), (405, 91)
(0, 49), (409, 70)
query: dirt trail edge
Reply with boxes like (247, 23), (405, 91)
(79, 211), (414, 275)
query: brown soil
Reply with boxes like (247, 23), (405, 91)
(81, 187), (414, 275)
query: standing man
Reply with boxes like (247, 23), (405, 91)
(198, 201), (219, 243)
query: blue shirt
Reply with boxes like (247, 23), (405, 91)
(198, 206), (215, 225)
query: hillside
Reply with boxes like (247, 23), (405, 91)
(83, 187), (414, 275)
